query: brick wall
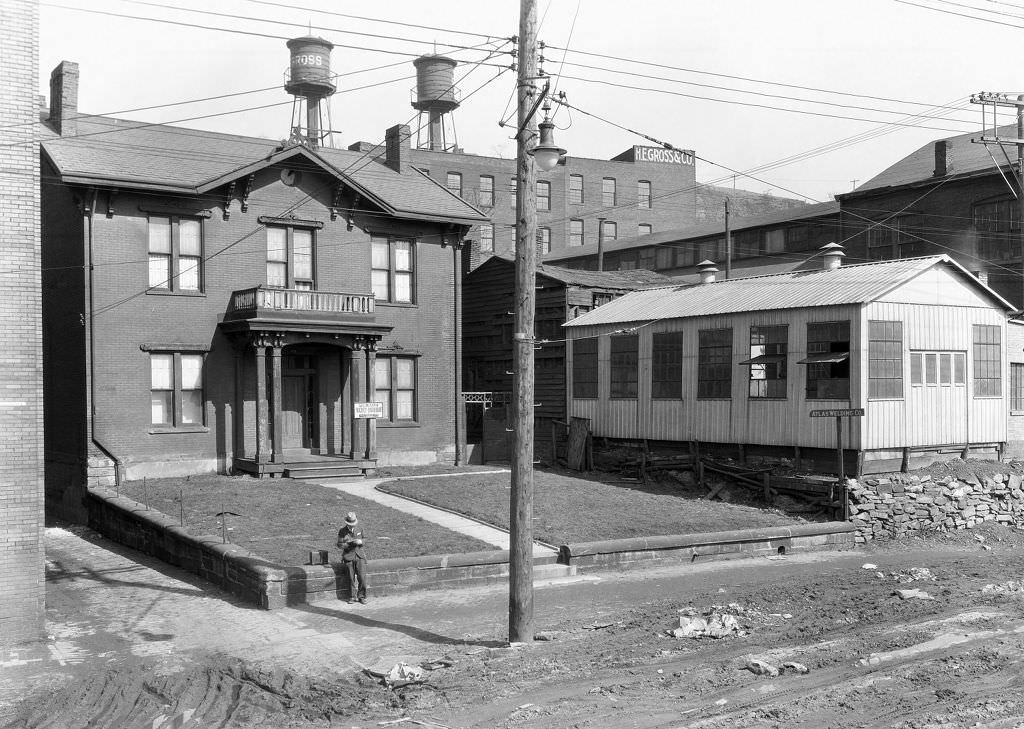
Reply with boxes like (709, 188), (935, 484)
(0, 0), (45, 644)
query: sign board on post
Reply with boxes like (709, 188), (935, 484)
(353, 401), (384, 419)
(809, 408), (865, 418)
(808, 407), (864, 497)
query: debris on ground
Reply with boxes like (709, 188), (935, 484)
(781, 661), (810, 674)
(894, 588), (935, 600)
(383, 663), (424, 688)
(745, 659), (779, 677)
(981, 581), (1024, 594)
(862, 563), (878, 570)
(881, 567), (937, 583)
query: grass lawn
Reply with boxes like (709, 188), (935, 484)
(382, 466), (813, 545)
(117, 475), (496, 567)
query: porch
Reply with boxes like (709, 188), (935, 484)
(233, 452), (378, 480)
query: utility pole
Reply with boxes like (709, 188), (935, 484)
(724, 198), (732, 280)
(510, 0), (539, 645)
(1018, 95), (1023, 307)
(596, 217), (606, 271)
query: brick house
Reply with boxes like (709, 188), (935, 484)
(41, 64), (487, 520)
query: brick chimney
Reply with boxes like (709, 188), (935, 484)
(933, 139), (953, 177)
(384, 124), (411, 172)
(49, 61), (79, 137)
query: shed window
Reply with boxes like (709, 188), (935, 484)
(868, 320), (903, 399)
(801, 321), (850, 399)
(610, 335), (639, 398)
(651, 332), (683, 399)
(745, 325), (787, 399)
(698, 328), (732, 399)
(910, 351), (965, 387)
(1012, 363), (1024, 411)
(572, 337), (598, 398)
(973, 324), (1002, 397)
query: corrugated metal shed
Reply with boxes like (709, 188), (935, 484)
(565, 255), (1014, 327)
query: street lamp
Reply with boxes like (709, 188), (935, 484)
(529, 113), (565, 172)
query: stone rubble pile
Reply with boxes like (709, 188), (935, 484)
(847, 472), (1024, 543)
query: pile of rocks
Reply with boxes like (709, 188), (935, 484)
(848, 472), (1024, 543)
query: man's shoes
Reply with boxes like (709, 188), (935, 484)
(358, 597), (367, 604)
(347, 598), (356, 604)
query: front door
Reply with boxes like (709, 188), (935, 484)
(282, 355), (318, 451)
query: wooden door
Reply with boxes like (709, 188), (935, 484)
(282, 375), (307, 449)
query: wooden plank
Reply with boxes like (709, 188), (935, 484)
(566, 416), (590, 470)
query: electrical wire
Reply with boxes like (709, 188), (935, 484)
(894, 0), (1024, 27)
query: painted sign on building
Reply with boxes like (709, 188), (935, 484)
(634, 145), (695, 166)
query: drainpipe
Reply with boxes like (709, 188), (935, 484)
(453, 231), (465, 465)
(85, 188), (123, 490)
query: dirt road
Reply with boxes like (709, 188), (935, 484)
(6, 524), (1024, 728)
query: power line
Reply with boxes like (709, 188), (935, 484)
(893, 0), (1024, 27)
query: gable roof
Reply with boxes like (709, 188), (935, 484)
(564, 255), (1014, 328)
(41, 115), (489, 225)
(470, 254), (672, 289)
(841, 124), (1016, 198)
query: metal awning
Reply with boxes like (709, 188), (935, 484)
(796, 352), (850, 364)
(738, 354), (786, 365)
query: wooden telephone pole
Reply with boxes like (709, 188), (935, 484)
(510, 0), (539, 644)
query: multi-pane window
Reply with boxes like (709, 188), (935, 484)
(601, 220), (617, 241)
(266, 226), (314, 289)
(478, 224), (494, 252)
(652, 332), (683, 399)
(509, 176), (517, 206)
(698, 329), (732, 399)
(479, 175), (494, 207)
(569, 174), (584, 205)
(572, 337), (598, 398)
(371, 236), (414, 303)
(638, 180), (651, 209)
(446, 172), (462, 197)
(973, 324), (1001, 397)
(569, 219), (584, 247)
(538, 227), (551, 254)
(602, 177), (616, 207)
(867, 215), (922, 260)
(734, 230), (760, 258)
(537, 180), (551, 211)
(655, 246), (672, 269)
(148, 216), (202, 292)
(1012, 363), (1024, 411)
(868, 320), (903, 399)
(639, 223), (653, 237)
(150, 352), (204, 427)
(747, 325), (788, 398)
(803, 321), (850, 399)
(610, 334), (639, 398)
(763, 229), (786, 253)
(974, 199), (1019, 262)
(374, 356), (416, 422)
(910, 351), (966, 387)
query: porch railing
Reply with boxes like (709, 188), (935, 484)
(227, 287), (375, 318)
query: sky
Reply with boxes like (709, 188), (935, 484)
(36, 0), (1024, 204)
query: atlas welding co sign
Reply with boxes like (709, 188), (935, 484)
(634, 145), (694, 165)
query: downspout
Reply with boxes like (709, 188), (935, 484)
(85, 187), (123, 488)
(453, 231), (465, 466)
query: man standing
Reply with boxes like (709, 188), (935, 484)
(337, 512), (367, 604)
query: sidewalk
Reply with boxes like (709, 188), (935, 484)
(315, 470), (555, 558)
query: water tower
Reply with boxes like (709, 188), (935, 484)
(284, 36), (336, 148)
(411, 54), (460, 152)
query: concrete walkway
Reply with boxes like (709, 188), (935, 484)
(315, 470), (555, 558)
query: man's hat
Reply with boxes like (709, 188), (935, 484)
(344, 512), (358, 525)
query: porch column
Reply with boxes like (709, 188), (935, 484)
(270, 344), (284, 463)
(233, 345), (243, 459)
(364, 343), (377, 460)
(254, 343), (269, 464)
(349, 345), (363, 460)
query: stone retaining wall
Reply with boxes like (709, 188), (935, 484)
(848, 472), (1024, 543)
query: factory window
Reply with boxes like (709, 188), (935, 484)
(868, 320), (903, 399)
(509, 176), (517, 206)
(698, 237), (725, 263)
(479, 175), (494, 207)
(569, 219), (584, 247)
(538, 227), (551, 254)
(569, 174), (584, 204)
(150, 352), (204, 428)
(655, 246), (672, 270)
(910, 351), (966, 387)
(266, 226), (314, 290)
(867, 214), (921, 260)
(1012, 363), (1024, 411)
(371, 236), (415, 304)
(675, 244), (696, 267)
(974, 198), (1019, 262)
(973, 324), (1002, 397)
(802, 321), (850, 400)
(745, 325), (788, 399)
(610, 334), (639, 398)
(374, 356), (417, 422)
(602, 177), (616, 207)
(734, 230), (761, 258)
(478, 224), (494, 253)
(446, 172), (462, 197)
(602, 220), (618, 241)
(697, 328), (732, 399)
(764, 229), (785, 253)
(148, 215), (203, 292)
(638, 180), (651, 209)
(537, 180), (551, 211)
(651, 332), (683, 399)
(638, 223), (653, 237)
(572, 337), (598, 398)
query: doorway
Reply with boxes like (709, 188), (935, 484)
(281, 354), (318, 452)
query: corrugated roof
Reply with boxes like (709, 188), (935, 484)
(844, 124), (1015, 197)
(564, 255), (1012, 327)
(471, 254), (672, 289)
(42, 115), (488, 224)
(544, 201), (839, 263)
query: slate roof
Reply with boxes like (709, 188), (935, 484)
(564, 255), (1013, 328)
(843, 123), (1017, 197)
(543, 201), (839, 263)
(41, 115), (488, 225)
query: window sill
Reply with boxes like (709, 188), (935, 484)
(376, 421), (420, 428)
(375, 301), (419, 309)
(146, 289), (206, 298)
(696, 397), (732, 401)
(749, 397), (788, 401)
(149, 425), (209, 434)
